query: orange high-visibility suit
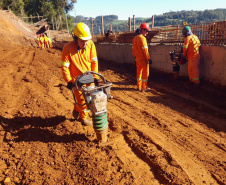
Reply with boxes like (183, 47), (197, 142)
(36, 36), (40, 47)
(39, 35), (45, 49)
(44, 36), (49, 48)
(61, 40), (98, 119)
(183, 35), (201, 84)
(48, 38), (53, 48)
(132, 34), (150, 90)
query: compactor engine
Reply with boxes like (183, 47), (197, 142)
(169, 47), (187, 79)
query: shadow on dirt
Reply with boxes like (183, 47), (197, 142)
(0, 115), (88, 143)
(111, 87), (137, 91)
(147, 94), (226, 132)
(100, 59), (226, 133)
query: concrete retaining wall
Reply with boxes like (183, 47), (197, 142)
(96, 43), (226, 86)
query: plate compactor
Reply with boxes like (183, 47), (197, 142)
(169, 47), (187, 79)
(71, 71), (113, 145)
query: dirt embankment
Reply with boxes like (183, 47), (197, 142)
(0, 10), (225, 185)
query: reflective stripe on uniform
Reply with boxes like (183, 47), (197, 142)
(84, 109), (90, 113)
(61, 62), (70, 67)
(142, 79), (148, 82)
(92, 57), (98, 61)
(190, 77), (199, 80)
(137, 78), (142, 81)
(142, 45), (148, 49)
(183, 45), (188, 48)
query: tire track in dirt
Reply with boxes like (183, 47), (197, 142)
(107, 93), (218, 184)
(102, 68), (225, 184)
(111, 133), (160, 185)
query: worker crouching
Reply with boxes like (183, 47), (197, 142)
(182, 26), (201, 85)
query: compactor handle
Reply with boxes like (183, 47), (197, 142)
(75, 71), (107, 90)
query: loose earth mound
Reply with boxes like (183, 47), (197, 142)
(0, 10), (225, 185)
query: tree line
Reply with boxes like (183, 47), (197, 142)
(73, 9), (226, 34)
(0, 0), (76, 32)
(0, 1), (225, 35)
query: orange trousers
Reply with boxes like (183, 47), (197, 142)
(136, 60), (149, 90)
(72, 88), (89, 119)
(188, 55), (200, 84)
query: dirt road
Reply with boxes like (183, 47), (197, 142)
(0, 10), (225, 185)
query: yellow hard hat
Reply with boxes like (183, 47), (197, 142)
(73, 22), (92, 40)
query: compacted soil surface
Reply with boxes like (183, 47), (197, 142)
(0, 10), (225, 185)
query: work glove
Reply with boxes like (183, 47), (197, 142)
(148, 59), (152, 64)
(66, 82), (74, 90)
(94, 78), (100, 86)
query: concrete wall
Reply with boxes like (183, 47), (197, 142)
(96, 43), (226, 86)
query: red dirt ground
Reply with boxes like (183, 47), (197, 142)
(0, 10), (226, 185)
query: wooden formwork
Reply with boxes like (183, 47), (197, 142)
(94, 30), (160, 43)
(52, 21), (226, 46)
(150, 21), (226, 45)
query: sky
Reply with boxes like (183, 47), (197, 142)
(69, 0), (226, 20)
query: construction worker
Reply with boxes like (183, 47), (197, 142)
(36, 35), (40, 47)
(43, 33), (49, 48)
(132, 23), (151, 92)
(61, 22), (98, 126)
(182, 26), (201, 85)
(48, 37), (53, 48)
(39, 34), (45, 49)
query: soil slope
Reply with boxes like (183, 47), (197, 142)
(0, 10), (226, 185)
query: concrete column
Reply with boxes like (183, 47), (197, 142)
(133, 15), (135, 31)
(101, 16), (104, 35)
(128, 17), (131, 31)
(92, 19), (94, 36)
(152, 15), (154, 28)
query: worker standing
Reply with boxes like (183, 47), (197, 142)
(48, 37), (53, 48)
(132, 23), (151, 92)
(61, 22), (98, 126)
(43, 33), (49, 48)
(182, 26), (201, 85)
(36, 35), (40, 47)
(39, 34), (45, 49)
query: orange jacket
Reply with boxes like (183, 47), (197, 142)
(61, 40), (98, 83)
(39, 36), (44, 44)
(132, 34), (150, 62)
(183, 35), (201, 59)
(48, 38), (53, 47)
(36, 37), (40, 45)
(44, 36), (48, 43)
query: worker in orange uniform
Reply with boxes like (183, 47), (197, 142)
(182, 26), (201, 85)
(132, 23), (152, 92)
(39, 34), (45, 49)
(36, 35), (40, 47)
(48, 37), (53, 48)
(61, 22), (98, 126)
(43, 33), (49, 48)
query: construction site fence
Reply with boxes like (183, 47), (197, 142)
(92, 21), (226, 46)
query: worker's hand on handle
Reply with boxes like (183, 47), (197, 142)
(66, 82), (74, 90)
(148, 59), (152, 64)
